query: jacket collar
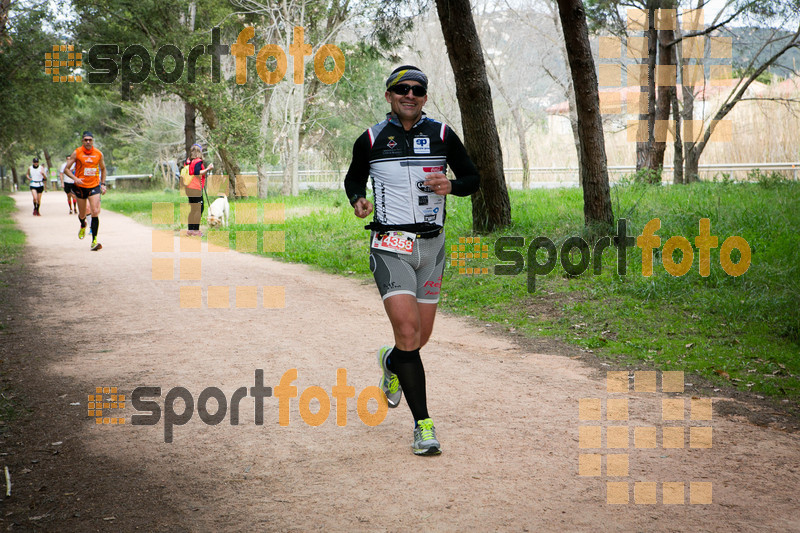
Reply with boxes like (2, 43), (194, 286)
(386, 112), (427, 130)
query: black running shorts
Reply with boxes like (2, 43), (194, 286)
(74, 184), (101, 199)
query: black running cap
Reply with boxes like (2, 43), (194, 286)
(82, 131), (93, 139)
(33, 157), (39, 162)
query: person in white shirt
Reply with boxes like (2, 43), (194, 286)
(26, 157), (48, 216)
(59, 155), (78, 214)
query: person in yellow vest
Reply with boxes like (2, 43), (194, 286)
(64, 131), (107, 251)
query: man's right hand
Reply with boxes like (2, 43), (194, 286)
(353, 197), (373, 219)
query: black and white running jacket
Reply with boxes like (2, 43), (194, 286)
(344, 113), (480, 234)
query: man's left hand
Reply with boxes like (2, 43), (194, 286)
(353, 197), (373, 218)
(424, 172), (451, 195)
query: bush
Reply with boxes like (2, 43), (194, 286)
(632, 167), (663, 185)
(747, 168), (792, 188)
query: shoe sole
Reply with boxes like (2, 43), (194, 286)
(413, 446), (442, 456)
(91, 244), (102, 251)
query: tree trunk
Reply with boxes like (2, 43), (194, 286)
(567, 82), (582, 186)
(0, 0), (11, 40)
(547, 1), (582, 185)
(194, 104), (241, 198)
(43, 147), (53, 179)
(671, 9), (684, 184)
(183, 3), (197, 163)
(485, 58), (530, 190)
(282, 84), (303, 197)
(184, 102), (196, 158)
(684, 22), (800, 183)
(217, 144), (242, 198)
(257, 89), (274, 198)
(685, 145), (700, 183)
(11, 164), (18, 189)
(556, 0), (613, 233)
(510, 106), (530, 189)
(636, 1), (658, 177)
(651, 11), (676, 180)
(681, 76), (699, 182)
(435, 0), (511, 232)
(671, 87), (683, 184)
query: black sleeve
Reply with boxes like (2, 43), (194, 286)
(192, 160), (203, 175)
(344, 131), (371, 205)
(445, 126), (480, 197)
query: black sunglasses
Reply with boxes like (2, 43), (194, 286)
(389, 83), (427, 97)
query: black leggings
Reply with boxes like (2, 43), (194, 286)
(188, 190), (204, 230)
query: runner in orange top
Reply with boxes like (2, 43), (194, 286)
(64, 131), (107, 251)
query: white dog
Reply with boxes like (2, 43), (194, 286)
(207, 194), (230, 228)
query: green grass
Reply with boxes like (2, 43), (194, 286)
(0, 193), (27, 427)
(101, 183), (800, 406)
(0, 194), (25, 265)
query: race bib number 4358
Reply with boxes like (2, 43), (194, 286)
(371, 231), (415, 255)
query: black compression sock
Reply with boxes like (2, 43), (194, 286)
(79, 216), (86, 227)
(91, 216), (99, 237)
(387, 346), (429, 422)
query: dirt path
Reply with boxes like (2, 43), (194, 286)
(1, 191), (798, 532)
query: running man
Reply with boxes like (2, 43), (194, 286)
(26, 157), (48, 216)
(59, 154), (78, 214)
(64, 131), (107, 251)
(344, 65), (480, 455)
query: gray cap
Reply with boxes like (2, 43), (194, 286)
(386, 65), (428, 90)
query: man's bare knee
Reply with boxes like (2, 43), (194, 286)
(394, 323), (420, 346)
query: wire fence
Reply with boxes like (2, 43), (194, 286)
(3, 162), (797, 193)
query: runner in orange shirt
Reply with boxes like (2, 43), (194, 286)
(64, 131), (107, 251)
